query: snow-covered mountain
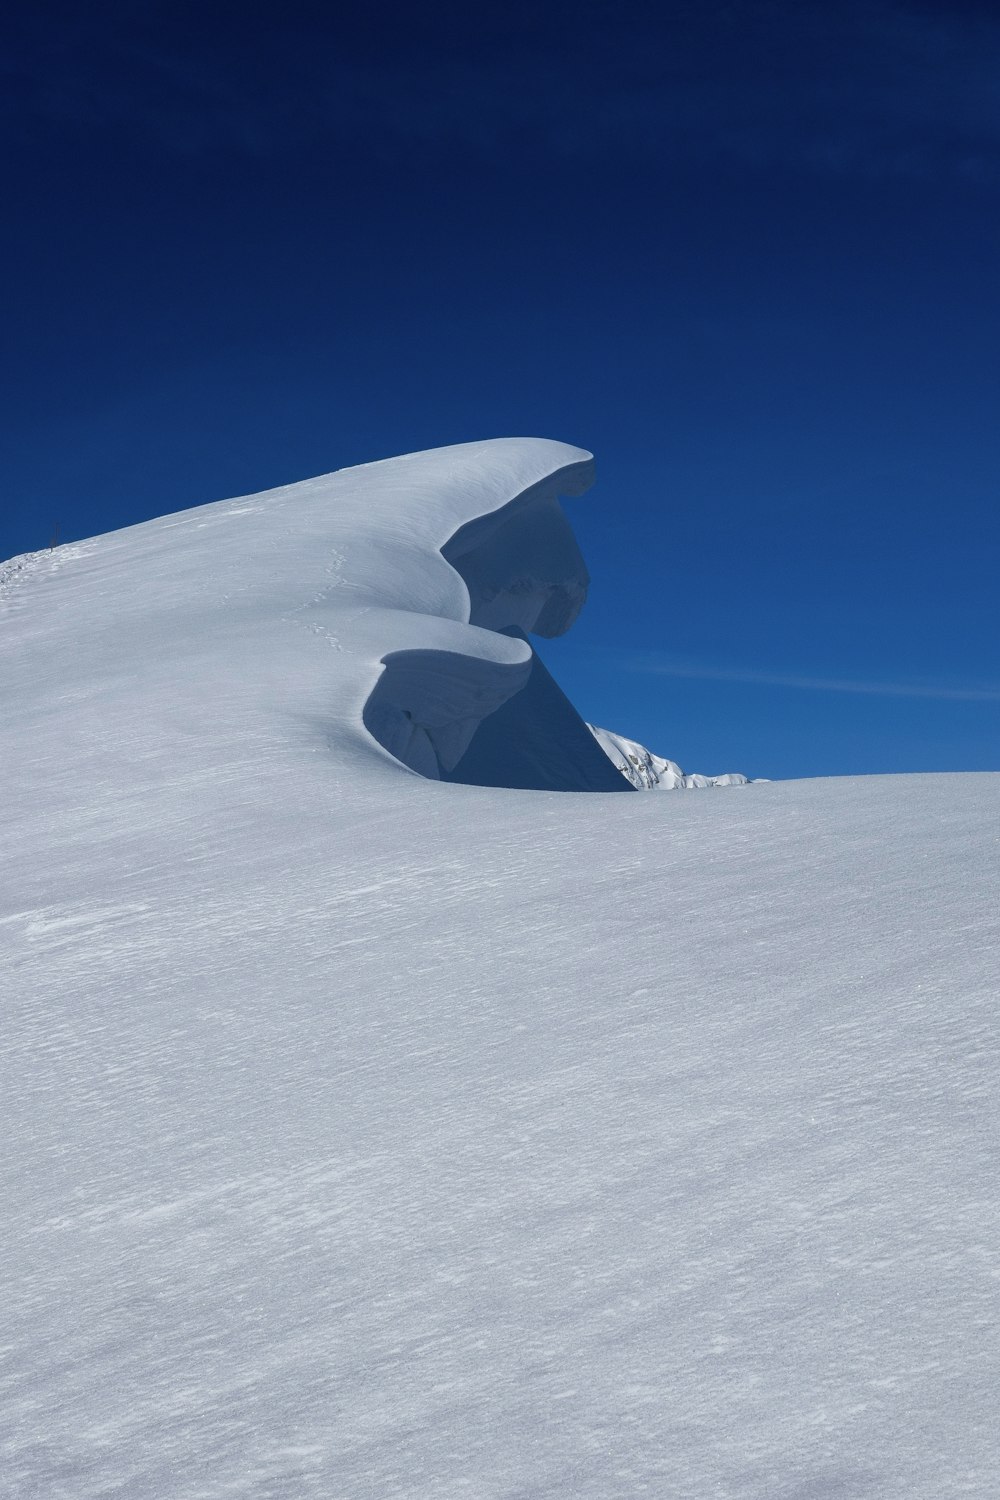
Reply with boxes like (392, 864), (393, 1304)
(588, 722), (750, 789)
(3, 439), (999, 1500)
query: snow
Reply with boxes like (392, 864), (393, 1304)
(588, 722), (751, 790)
(2, 438), (999, 1499)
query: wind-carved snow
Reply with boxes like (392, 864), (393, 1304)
(588, 723), (750, 790)
(0, 549), (59, 608)
(359, 444), (742, 792)
(0, 542), (95, 605)
(2, 438), (999, 1500)
(361, 440), (630, 791)
(0, 549), (41, 595)
(0, 444), (737, 795)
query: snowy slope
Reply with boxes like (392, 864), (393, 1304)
(3, 440), (1000, 1500)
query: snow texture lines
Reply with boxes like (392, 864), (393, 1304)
(2, 441), (999, 1499)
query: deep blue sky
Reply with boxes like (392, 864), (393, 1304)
(3, 0), (999, 779)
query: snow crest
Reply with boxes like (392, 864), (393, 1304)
(0, 443), (748, 795)
(0, 442), (621, 797)
(0, 442), (747, 797)
(358, 440), (630, 791)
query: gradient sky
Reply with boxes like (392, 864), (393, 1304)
(3, 0), (998, 780)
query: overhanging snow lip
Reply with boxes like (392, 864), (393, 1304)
(440, 454), (594, 639)
(359, 442), (603, 787)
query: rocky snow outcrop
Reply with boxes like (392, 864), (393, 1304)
(588, 724), (749, 790)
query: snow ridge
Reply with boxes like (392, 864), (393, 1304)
(1, 445), (751, 797)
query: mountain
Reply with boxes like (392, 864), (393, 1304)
(588, 722), (751, 789)
(2, 439), (998, 1499)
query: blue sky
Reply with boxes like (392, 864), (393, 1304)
(3, 0), (998, 779)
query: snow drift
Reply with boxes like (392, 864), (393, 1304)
(2, 439), (999, 1500)
(0, 438), (738, 796)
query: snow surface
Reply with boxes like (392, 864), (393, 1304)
(3, 439), (1000, 1499)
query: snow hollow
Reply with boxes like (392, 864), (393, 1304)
(2, 439), (999, 1499)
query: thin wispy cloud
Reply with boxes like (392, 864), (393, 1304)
(625, 655), (1000, 703)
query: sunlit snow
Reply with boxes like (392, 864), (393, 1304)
(2, 439), (998, 1499)
(588, 722), (750, 790)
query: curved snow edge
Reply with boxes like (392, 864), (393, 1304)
(361, 444), (630, 791)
